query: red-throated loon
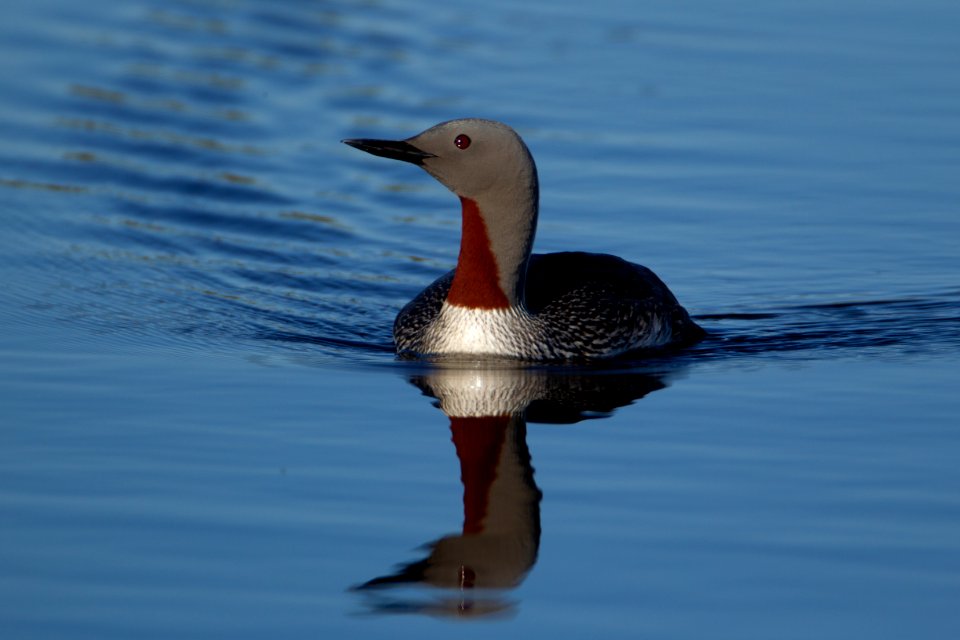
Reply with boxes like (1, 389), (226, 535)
(343, 118), (705, 360)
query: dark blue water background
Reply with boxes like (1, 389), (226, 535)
(2, 0), (959, 637)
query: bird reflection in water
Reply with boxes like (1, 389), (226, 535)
(352, 364), (671, 618)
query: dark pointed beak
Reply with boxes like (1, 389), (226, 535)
(342, 138), (435, 165)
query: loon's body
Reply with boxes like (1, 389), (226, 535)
(394, 252), (701, 360)
(344, 119), (704, 360)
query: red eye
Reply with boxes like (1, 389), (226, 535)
(454, 134), (471, 150)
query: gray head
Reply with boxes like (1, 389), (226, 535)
(343, 118), (538, 203)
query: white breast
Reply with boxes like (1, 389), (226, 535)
(423, 303), (533, 357)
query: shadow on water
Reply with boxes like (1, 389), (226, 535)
(350, 364), (671, 619)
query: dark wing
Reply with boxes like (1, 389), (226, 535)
(524, 252), (705, 350)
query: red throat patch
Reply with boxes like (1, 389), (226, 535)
(446, 197), (510, 309)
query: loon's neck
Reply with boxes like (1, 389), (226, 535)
(446, 187), (538, 310)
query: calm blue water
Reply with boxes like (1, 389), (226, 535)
(2, 0), (959, 637)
